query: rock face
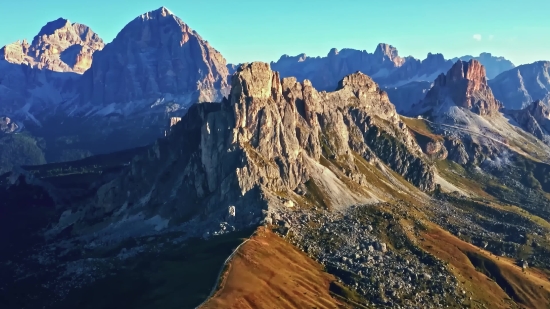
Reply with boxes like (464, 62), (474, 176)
(0, 18), (104, 73)
(507, 100), (550, 141)
(0, 18), (103, 123)
(452, 52), (515, 80)
(419, 60), (502, 116)
(0, 117), (19, 134)
(489, 61), (550, 110)
(74, 62), (434, 234)
(79, 7), (229, 113)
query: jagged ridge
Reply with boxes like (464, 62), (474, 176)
(71, 62), (434, 237)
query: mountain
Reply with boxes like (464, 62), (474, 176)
(452, 52), (515, 79)
(0, 63), (442, 307)
(0, 18), (104, 73)
(268, 45), (449, 90)
(0, 7), (231, 172)
(71, 62), (435, 232)
(3, 61), (550, 308)
(416, 59), (502, 117)
(489, 61), (550, 110)
(268, 44), (515, 92)
(406, 58), (550, 170)
(0, 19), (104, 173)
(0, 18), (103, 123)
(77, 7), (229, 117)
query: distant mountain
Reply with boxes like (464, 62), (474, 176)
(0, 18), (103, 123)
(78, 7), (229, 117)
(0, 7), (230, 170)
(0, 17), (104, 73)
(264, 44), (514, 92)
(383, 81), (432, 113)
(489, 61), (550, 110)
(416, 59), (502, 117)
(451, 52), (515, 79)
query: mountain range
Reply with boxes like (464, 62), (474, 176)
(2, 6), (550, 309)
(2, 7), (550, 173)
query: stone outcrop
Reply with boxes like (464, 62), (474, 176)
(423, 140), (448, 161)
(76, 62), (434, 234)
(0, 18), (104, 73)
(373, 43), (405, 67)
(0, 117), (19, 134)
(419, 60), (502, 116)
(489, 61), (550, 110)
(444, 137), (492, 166)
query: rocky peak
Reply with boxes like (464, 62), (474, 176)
(337, 71), (377, 90)
(79, 7), (229, 110)
(374, 43), (398, 60)
(34, 18), (72, 39)
(140, 6), (174, 19)
(423, 53), (446, 65)
(445, 59), (487, 84)
(373, 43), (405, 67)
(327, 48), (339, 57)
(1, 18), (104, 73)
(423, 59), (501, 116)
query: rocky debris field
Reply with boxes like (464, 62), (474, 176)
(270, 204), (467, 308)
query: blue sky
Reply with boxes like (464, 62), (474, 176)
(1, 0), (548, 65)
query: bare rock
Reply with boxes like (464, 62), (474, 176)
(0, 18), (104, 73)
(0, 117), (19, 134)
(420, 59), (502, 116)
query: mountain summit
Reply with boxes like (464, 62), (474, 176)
(419, 59), (501, 116)
(0, 18), (104, 73)
(79, 6), (229, 113)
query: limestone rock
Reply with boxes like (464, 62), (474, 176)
(79, 62), (435, 234)
(0, 18), (104, 73)
(79, 6), (229, 111)
(420, 60), (502, 116)
(424, 140), (448, 161)
(0, 117), (19, 134)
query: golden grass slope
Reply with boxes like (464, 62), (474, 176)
(419, 225), (550, 309)
(200, 227), (356, 309)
